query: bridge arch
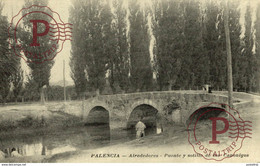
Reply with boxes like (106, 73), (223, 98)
(186, 106), (228, 140)
(186, 106), (227, 126)
(128, 99), (162, 115)
(127, 101), (160, 129)
(85, 104), (110, 125)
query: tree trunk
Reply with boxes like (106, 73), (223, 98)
(2, 98), (6, 105)
(168, 80), (174, 91)
(40, 88), (45, 104)
(168, 83), (172, 91)
(224, 0), (233, 108)
(96, 89), (100, 96)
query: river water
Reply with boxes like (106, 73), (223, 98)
(0, 125), (160, 158)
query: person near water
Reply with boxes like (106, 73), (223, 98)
(10, 148), (21, 157)
(135, 117), (146, 138)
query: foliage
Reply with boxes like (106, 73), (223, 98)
(18, 0), (54, 94)
(68, 0), (260, 95)
(242, 3), (258, 92)
(0, 2), (21, 103)
(108, 0), (131, 93)
(70, 0), (109, 97)
(129, 0), (153, 92)
(255, 3), (260, 92)
(3, 0), (259, 103)
(154, 0), (183, 90)
(46, 85), (77, 101)
(11, 65), (24, 102)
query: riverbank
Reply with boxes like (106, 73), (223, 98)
(43, 102), (260, 163)
(0, 101), (259, 163)
(0, 102), (83, 134)
(0, 102), (85, 163)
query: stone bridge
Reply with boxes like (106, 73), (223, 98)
(82, 91), (233, 129)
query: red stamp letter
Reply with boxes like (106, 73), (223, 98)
(8, 5), (72, 63)
(30, 20), (50, 46)
(209, 117), (229, 144)
(187, 103), (252, 161)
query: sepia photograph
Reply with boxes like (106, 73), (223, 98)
(0, 0), (259, 164)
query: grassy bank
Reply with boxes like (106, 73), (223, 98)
(0, 103), (84, 139)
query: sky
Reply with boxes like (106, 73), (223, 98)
(2, 0), (259, 85)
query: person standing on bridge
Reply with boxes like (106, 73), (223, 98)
(135, 117), (146, 139)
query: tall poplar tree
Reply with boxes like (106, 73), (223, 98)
(255, 3), (260, 92)
(0, 2), (20, 103)
(129, 0), (153, 92)
(155, 0), (183, 90)
(108, 0), (131, 93)
(243, 5), (256, 92)
(19, 0), (54, 102)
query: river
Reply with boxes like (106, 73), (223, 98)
(0, 125), (160, 158)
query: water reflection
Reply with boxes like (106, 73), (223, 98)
(1, 140), (77, 157)
(0, 124), (159, 159)
(126, 126), (161, 139)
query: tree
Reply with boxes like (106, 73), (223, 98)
(68, 0), (259, 94)
(70, 51), (87, 98)
(83, 0), (109, 94)
(107, 0), (131, 93)
(18, 0), (55, 103)
(11, 65), (24, 102)
(23, 74), (40, 101)
(242, 4), (256, 92)
(69, 0), (87, 98)
(70, 0), (113, 96)
(255, 3), (260, 92)
(177, 0), (208, 89)
(0, 2), (19, 104)
(203, 0), (222, 90)
(0, 13), (11, 103)
(229, 1), (242, 92)
(129, 0), (153, 92)
(202, 0), (242, 91)
(154, 0), (183, 90)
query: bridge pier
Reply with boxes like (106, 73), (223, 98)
(110, 118), (127, 129)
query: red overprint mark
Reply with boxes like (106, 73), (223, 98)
(228, 120), (252, 139)
(8, 5), (73, 63)
(48, 22), (72, 42)
(187, 102), (252, 161)
(209, 117), (230, 144)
